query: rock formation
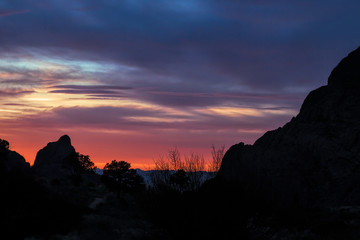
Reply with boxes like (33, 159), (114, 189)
(0, 138), (30, 173)
(218, 46), (360, 208)
(33, 135), (76, 176)
(1, 150), (30, 173)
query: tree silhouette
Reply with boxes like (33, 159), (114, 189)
(0, 139), (9, 150)
(184, 153), (205, 191)
(168, 147), (182, 170)
(208, 144), (225, 174)
(63, 152), (95, 186)
(0, 138), (10, 172)
(65, 152), (96, 174)
(152, 148), (209, 192)
(103, 160), (144, 196)
(170, 169), (189, 192)
(104, 160), (131, 179)
(76, 153), (96, 173)
(0, 138), (9, 157)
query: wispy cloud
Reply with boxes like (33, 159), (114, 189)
(3, 104), (293, 136)
(52, 85), (132, 90)
(49, 84), (132, 95)
(0, 9), (29, 17)
(0, 89), (34, 98)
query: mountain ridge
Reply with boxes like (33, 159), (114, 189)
(218, 46), (360, 208)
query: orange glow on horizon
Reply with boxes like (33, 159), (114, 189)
(18, 147), (156, 170)
(0, 55), (296, 172)
(11, 139), (218, 170)
(3, 127), (237, 171)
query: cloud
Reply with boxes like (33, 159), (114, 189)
(49, 85), (132, 94)
(52, 85), (132, 90)
(4, 103), (294, 139)
(0, 89), (34, 98)
(0, 56), (92, 89)
(0, 9), (29, 17)
(49, 84), (132, 95)
(134, 89), (304, 108)
(2, 0), (360, 98)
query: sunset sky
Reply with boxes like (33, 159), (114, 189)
(1, 1), (360, 169)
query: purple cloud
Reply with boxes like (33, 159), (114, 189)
(0, 89), (34, 98)
(50, 85), (132, 95)
(5, 105), (293, 139)
(52, 85), (132, 90)
(1, 0), (359, 97)
(0, 9), (29, 17)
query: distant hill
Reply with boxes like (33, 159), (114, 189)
(218, 46), (360, 208)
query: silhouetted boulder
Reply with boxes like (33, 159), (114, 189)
(6, 151), (30, 172)
(33, 135), (76, 177)
(1, 150), (30, 174)
(0, 138), (30, 174)
(218, 46), (360, 208)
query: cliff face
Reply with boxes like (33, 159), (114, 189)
(218, 47), (360, 207)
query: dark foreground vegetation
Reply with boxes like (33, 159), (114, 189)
(144, 177), (360, 240)
(1, 138), (360, 240)
(0, 138), (225, 239)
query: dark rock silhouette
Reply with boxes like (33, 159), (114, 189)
(33, 135), (76, 176)
(328, 46), (360, 87)
(0, 138), (29, 173)
(218, 46), (360, 208)
(2, 150), (30, 173)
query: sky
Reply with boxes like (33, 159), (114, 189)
(1, 0), (360, 169)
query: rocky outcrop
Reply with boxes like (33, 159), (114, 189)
(33, 135), (76, 176)
(328, 46), (360, 87)
(218, 46), (360, 208)
(1, 150), (30, 173)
